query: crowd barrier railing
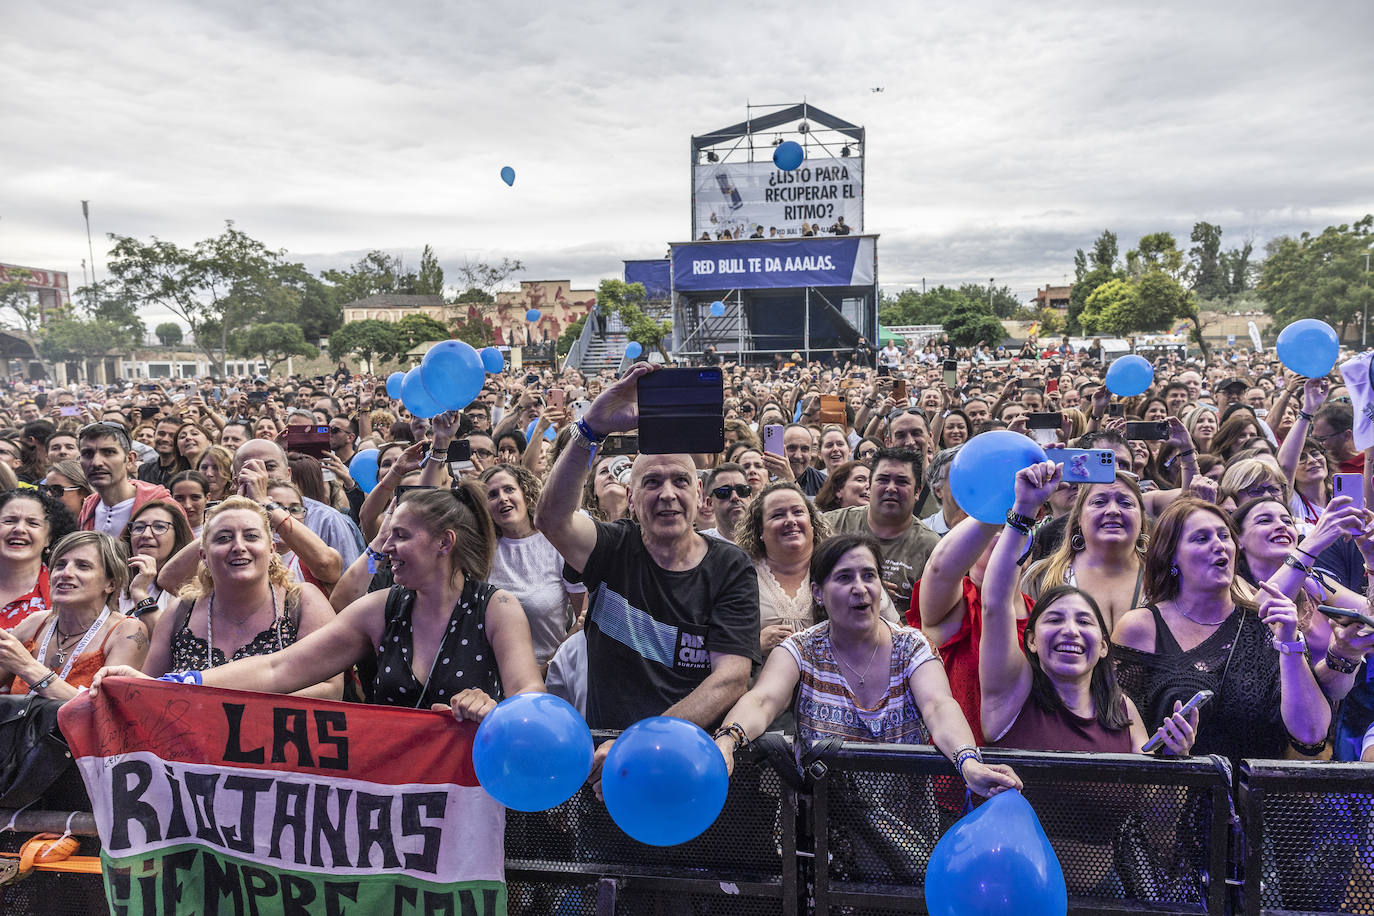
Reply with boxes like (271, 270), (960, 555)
(5, 743), (1374, 916)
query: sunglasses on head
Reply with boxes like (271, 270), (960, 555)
(711, 484), (751, 500)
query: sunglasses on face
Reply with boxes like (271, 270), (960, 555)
(41, 484), (82, 499)
(711, 484), (751, 500)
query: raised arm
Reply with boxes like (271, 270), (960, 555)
(535, 363), (653, 573)
(979, 461), (1058, 740)
(1278, 379), (1327, 485)
(1255, 581), (1332, 747)
(917, 515), (999, 643)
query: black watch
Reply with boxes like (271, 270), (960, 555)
(1006, 510), (1036, 534)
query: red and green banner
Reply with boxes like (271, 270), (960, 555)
(59, 678), (506, 915)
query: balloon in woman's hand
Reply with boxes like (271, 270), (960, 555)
(401, 366), (443, 419)
(950, 431), (1047, 524)
(473, 692), (592, 811)
(1276, 318), (1339, 378)
(602, 716), (728, 846)
(420, 339), (485, 411)
(350, 448), (380, 494)
(925, 789), (1066, 916)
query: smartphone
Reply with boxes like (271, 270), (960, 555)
(893, 379), (907, 402)
(1108, 403), (1125, 418)
(395, 484), (437, 502)
(636, 367), (724, 455)
(818, 395), (846, 425)
(571, 399), (591, 421)
(942, 359), (958, 389)
(446, 439), (474, 474)
(1142, 689), (1214, 753)
(246, 391), (269, 404)
(139, 406), (160, 420)
(140, 384), (159, 393)
(547, 389), (566, 409)
(763, 424), (785, 456)
(601, 433), (639, 457)
(1125, 421), (1169, 441)
(1332, 473), (1365, 511)
(1316, 605), (1374, 631)
(59, 406), (81, 417)
(1045, 448), (1117, 484)
(1027, 412), (1064, 446)
(284, 425), (330, 460)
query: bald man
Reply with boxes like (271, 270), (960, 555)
(537, 364), (759, 787)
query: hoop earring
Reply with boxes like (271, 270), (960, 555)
(1169, 563), (1179, 577)
(1070, 532), (1086, 552)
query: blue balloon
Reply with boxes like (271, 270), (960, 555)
(1104, 354), (1154, 397)
(401, 366), (443, 418)
(385, 371), (405, 399)
(421, 339), (485, 412)
(949, 430), (1047, 524)
(625, 341), (643, 359)
(350, 448), (380, 494)
(480, 347), (505, 374)
(709, 300), (725, 317)
(602, 717), (728, 846)
(500, 166), (515, 186)
(525, 418), (557, 442)
(473, 692), (593, 812)
(1276, 318), (1340, 378)
(925, 790), (1067, 916)
(526, 309), (541, 323)
(773, 140), (804, 171)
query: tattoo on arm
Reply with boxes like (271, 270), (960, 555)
(127, 629), (149, 651)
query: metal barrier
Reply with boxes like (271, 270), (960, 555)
(1236, 760), (1374, 916)
(5, 748), (1373, 915)
(814, 746), (1233, 916)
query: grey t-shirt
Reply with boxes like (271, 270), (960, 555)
(822, 506), (940, 618)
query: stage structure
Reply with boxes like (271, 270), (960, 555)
(673, 103), (877, 363)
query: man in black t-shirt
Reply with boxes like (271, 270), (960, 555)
(536, 364), (759, 787)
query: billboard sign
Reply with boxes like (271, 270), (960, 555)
(672, 237), (875, 292)
(693, 158), (863, 241)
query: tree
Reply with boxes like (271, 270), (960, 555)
(106, 221), (298, 374)
(389, 313), (452, 363)
(321, 251), (417, 303)
(1188, 222), (1228, 301)
(942, 303), (1006, 348)
(155, 322), (183, 347)
(231, 322), (318, 372)
(415, 245), (445, 296)
(956, 283), (1021, 320)
(1067, 230), (1124, 333)
(597, 279), (671, 357)
(878, 285), (971, 327)
(557, 314), (588, 355)
(453, 257), (523, 300)
(451, 311), (495, 349)
(1079, 279), (1139, 336)
(328, 319), (400, 374)
(1258, 215), (1373, 341)
(282, 265), (343, 342)
(0, 268), (43, 338)
(38, 317), (127, 380)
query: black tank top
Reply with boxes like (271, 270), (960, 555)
(371, 578), (504, 709)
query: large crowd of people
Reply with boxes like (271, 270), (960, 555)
(1, 336), (1370, 892)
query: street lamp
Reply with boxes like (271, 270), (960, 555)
(989, 278), (995, 312)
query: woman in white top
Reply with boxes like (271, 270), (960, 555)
(481, 464), (584, 667)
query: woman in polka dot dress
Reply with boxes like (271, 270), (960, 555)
(94, 483), (544, 722)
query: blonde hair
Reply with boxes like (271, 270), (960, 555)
(1021, 472), (1148, 599)
(49, 531), (130, 611)
(180, 496), (300, 602)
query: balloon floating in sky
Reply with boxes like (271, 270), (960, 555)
(473, 692), (592, 812)
(480, 347), (505, 374)
(709, 300), (725, 317)
(950, 430), (1047, 524)
(526, 309), (541, 323)
(925, 790), (1067, 916)
(625, 341), (643, 359)
(773, 140), (805, 172)
(602, 716), (729, 846)
(1104, 354), (1154, 397)
(500, 166), (515, 186)
(1276, 318), (1339, 378)
(385, 371), (405, 399)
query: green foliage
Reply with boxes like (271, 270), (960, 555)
(877, 284), (1012, 346)
(81, 280), (146, 345)
(390, 314), (452, 362)
(451, 314), (495, 348)
(38, 317), (130, 376)
(106, 220), (298, 374)
(154, 322), (183, 347)
(942, 303), (1007, 348)
(1079, 279), (1137, 335)
(280, 266), (342, 342)
(957, 283), (1022, 319)
(230, 322), (317, 371)
(0, 268), (43, 338)
(455, 287), (495, 304)
(1258, 215), (1373, 341)
(557, 314), (588, 355)
(328, 319), (400, 373)
(416, 245), (444, 296)
(1033, 308), (1065, 336)
(1127, 232), (1185, 280)
(321, 251), (417, 302)
(597, 280), (670, 356)
(1068, 230), (1124, 333)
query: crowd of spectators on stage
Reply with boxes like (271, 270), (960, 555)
(0, 335), (1369, 892)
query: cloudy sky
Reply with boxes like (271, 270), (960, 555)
(4, 0), (1372, 324)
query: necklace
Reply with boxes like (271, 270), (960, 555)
(35, 607), (111, 691)
(834, 631), (883, 687)
(206, 588), (281, 668)
(1172, 599), (1231, 627)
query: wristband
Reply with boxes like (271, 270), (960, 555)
(157, 670), (204, 685)
(953, 745), (983, 781)
(713, 722), (749, 752)
(573, 417), (606, 444)
(1297, 410), (1314, 422)
(1005, 510), (1035, 534)
(1283, 554), (1313, 576)
(1325, 651), (1360, 675)
(1271, 632), (1308, 656)
(130, 596), (160, 618)
(31, 670), (57, 693)
(1294, 545), (1318, 560)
